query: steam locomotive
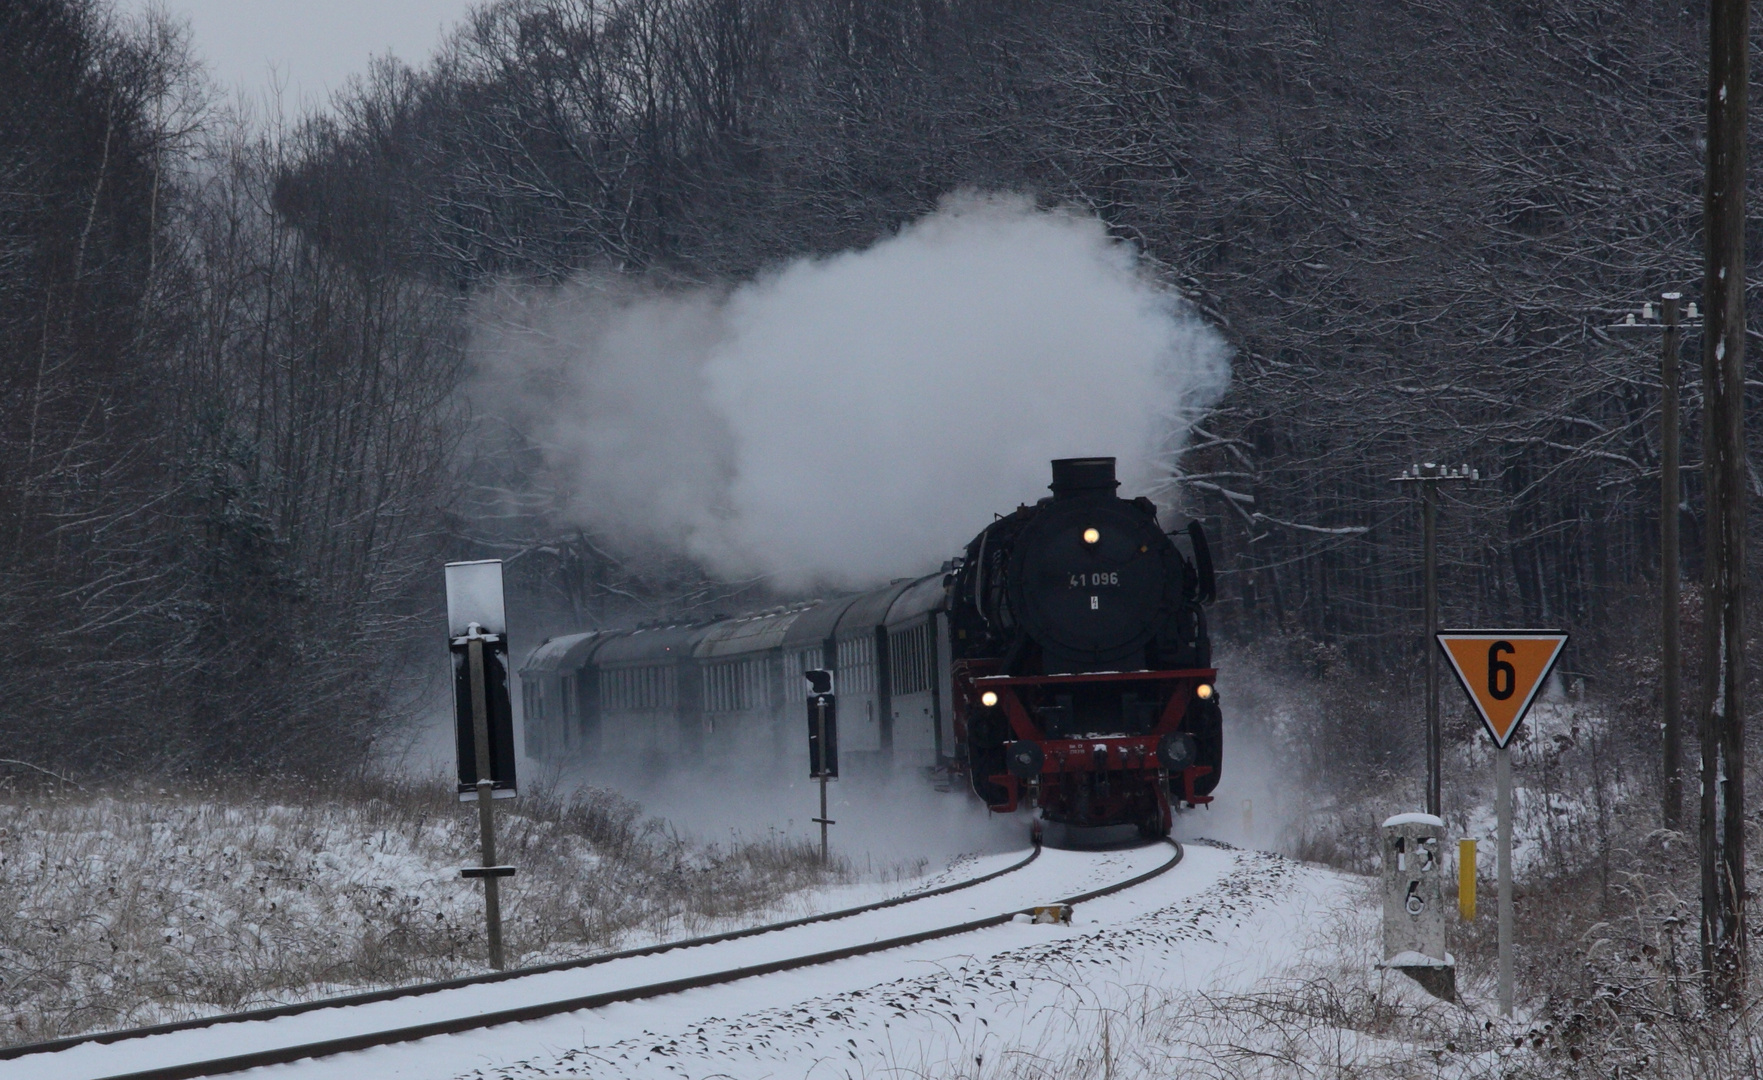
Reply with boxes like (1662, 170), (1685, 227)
(519, 458), (1221, 837)
(948, 457), (1220, 837)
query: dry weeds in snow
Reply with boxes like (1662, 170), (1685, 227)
(925, 881), (1504, 1080)
(0, 776), (844, 1046)
(931, 868), (1763, 1080)
(926, 984), (1499, 1080)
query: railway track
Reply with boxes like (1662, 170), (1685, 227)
(6, 839), (1181, 1080)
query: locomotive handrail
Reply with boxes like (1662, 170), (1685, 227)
(0, 843), (1041, 1064)
(971, 667), (1215, 686)
(72, 839), (1182, 1080)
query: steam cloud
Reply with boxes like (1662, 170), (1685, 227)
(473, 193), (1231, 590)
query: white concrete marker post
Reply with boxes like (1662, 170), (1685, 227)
(1379, 812), (1453, 1001)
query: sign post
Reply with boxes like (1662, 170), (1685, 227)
(446, 560), (518, 970)
(804, 670), (837, 864)
(1437, 630), (1568, 1016)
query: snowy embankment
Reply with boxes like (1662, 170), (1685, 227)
(0, 782), (931, 1047)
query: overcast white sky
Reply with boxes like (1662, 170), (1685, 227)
(119, 0), (475, 108)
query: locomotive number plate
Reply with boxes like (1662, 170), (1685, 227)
(1069, 571), (1120, 588)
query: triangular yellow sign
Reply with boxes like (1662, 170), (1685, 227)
(1436, 631), (1569, 748)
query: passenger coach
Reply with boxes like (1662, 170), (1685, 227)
(519, 579), (958, 775)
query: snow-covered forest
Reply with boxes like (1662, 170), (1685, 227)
(3, 0), (1725, 773)
(3, 0), (1759, 1074)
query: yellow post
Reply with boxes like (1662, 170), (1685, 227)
(1458, 838), (1477, 921)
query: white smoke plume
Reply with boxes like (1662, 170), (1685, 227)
(472, 193), (1231, 590)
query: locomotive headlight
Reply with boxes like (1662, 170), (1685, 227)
(980, 691), (999, 708)
(1082, 527), (1100, 545)
(1195, 683), (1214, 700)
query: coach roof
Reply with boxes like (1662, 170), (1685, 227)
(835, 578), (920, 638)
(520, 631), (620, 675)
(695, 608), (809, 659)
(592, 623), (710, 666)
(884, 573), (949, 627)
(780, 595), (858, 652)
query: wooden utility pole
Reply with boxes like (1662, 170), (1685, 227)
(1392, 463), (1478, 817)
(1700, 0), (1747, 1002)
(1608, 297), (1698, 831)
(1423, 477), (1440, 817)
(1659, 294), (1684, 832)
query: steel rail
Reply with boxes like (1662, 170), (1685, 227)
(3, 843), (1044, 1066)
(78, 839), (1180, 1080)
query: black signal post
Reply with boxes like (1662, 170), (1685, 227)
(463, 628), (508, 969)
(445, 560), (518, 972)
(805, 669), (837, 864)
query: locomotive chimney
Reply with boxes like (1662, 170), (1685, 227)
(1049, 457), (1119, 499)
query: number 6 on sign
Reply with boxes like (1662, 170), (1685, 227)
(1436, 631), (1569, 747)
(1487, 641), (1516, 700)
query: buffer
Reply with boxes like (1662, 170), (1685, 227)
(1436, 631), (1568, 748)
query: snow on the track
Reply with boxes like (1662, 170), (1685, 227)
(453, 842), (1326, 1080)
(195, 845), (1170, 1080)
(259, 842), (1350, 1080)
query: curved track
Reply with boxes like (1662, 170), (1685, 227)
(10, 839), (1180, 1080)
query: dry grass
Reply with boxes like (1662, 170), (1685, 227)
(0, 774), (846, 1046)
(916, 864), (1762, 1080)
(1463, 826), (1763, 1079)
(918, 891), (1505, 1080)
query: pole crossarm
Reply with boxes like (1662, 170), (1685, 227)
(1604, 296), (1702, 334)
(1390, 463), (1480, 484)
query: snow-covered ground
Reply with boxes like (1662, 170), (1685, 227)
(0, 783), (914, 1046)
(434, 843), (1502, 1080)
(466, 842), (1304, 1080)
(449, 844), (1495, 1080)
(9, 840), (1521, 1080)
(9, 845), (1114, 1079)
